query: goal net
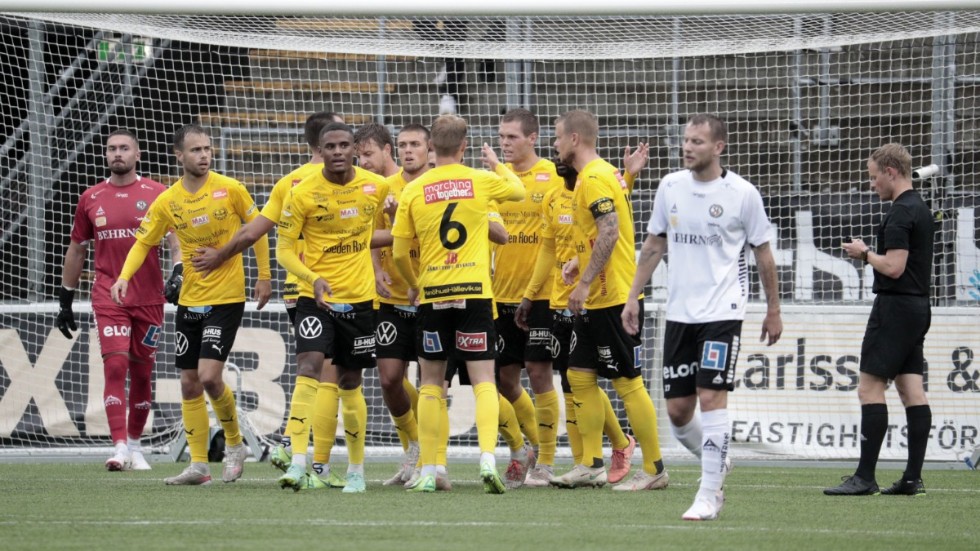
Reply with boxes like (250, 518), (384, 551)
(2, 10), (979, 463)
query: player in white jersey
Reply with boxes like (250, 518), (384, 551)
(623, 114), (783, 521)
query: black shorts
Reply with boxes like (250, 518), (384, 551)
(174, 302), (245, 370)
(294, 297), (377, 370)
(567, 301), (644, 380)
(550, 308), (575, 393)
(287, 304), (297, 326)
(495, 301), (553, 367)
(860, 294), (931, 379)
(417, 298), (496, 362)
(445, 357), (472, 387)
(376, 303), (418, 361)
(662, 319), (743, 399)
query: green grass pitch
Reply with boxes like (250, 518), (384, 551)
(0, 462), (976, 550)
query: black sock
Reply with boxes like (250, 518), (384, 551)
(904, 405), (932, 480)
(855, 403), (888, 481)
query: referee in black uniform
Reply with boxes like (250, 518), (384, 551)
(825, 143), (934, 497)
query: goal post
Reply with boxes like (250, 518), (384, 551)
(1, 9), (979, 464)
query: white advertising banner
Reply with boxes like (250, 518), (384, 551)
(729, 305), (979, 461)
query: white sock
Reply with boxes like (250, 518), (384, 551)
(480, 451), (496, 467)
(127, 437), (142, 453)
(293, 454), (307, 468)
(671, 416), (703, 459)
(699, 409), (730, 493)
(347, 463), (364, 475)
(421, 465), (438, 478)
(281, 436), (292, 451)
(114, 442), (128, 455)
(436, 465), (447, 475)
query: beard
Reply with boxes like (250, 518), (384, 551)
(553, 155), (578, 191)
(109, 162), (134, 176)
(184, 163), (209, 178)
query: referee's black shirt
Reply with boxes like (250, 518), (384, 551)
(871, 189), (934, 297)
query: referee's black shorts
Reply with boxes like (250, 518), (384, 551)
(860, 294), (931, 380)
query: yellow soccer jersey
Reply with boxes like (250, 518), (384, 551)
(277, 166), (389, 303)
(492, 158), (562, 303)
(263, 162), (322, 303)
(135, 172), (268, 306)
(391, 163), (523, 303)
(377, 169), (420, 305)
(539, 185), (583, 310)
(572, 158), (636, 309)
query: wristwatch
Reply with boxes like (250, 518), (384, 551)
(860, 248), (870, 263)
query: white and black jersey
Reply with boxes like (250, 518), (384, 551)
(647, 169), (772, 324)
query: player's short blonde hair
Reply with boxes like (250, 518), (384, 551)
(870, 143), (912, 179)
(431, 115), (467, 157)
(555, 110), (598, 146)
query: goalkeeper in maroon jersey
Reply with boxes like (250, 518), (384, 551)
(56, 129), (180, 472)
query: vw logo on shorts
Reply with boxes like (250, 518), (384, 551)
(496, 335), (505, 354)
(175, 332), (189, 356)
(569, 331), (577, 353)
(299, 316), (323, 339)
(550, 335), (561, 359)
(376, 321), (398, 346)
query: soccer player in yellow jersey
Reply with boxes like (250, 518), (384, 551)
(275, 122), (389, 494)
(519, 142), (651, 486)
(391, 114), (524, 494)
(110, 124), (272, 485)
(546, 110), (668, 491)
(190, 112), (352, 490)
(488, 109), (560, 489)
(355, 123), (399, 178)
(371, 124), (430, 486)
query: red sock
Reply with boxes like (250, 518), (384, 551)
(128, 356), (153, 440)
(103, 354), (129, 443)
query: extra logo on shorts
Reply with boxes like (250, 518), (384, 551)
(376, 322), (397, 346)
(701, 341), (729, 371)
(299, 316), (323, 339)
(423, 331), (443, 353)
(456, 331), (487, 352)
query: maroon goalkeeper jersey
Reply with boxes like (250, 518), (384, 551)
(70, 176), (168, 307)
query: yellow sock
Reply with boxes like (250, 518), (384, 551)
(473, 382), (500, 454)
(209, 385), (242, 447)
(511, 388), (539, 447)
(181, 395), (210, 463)
(339, 386), (367, 465)
(601, 389), (630, 450)
(392, 409), (419, 452)
(564, 393), (583, 465)
(498, 393), (524, 452)
(612, 376), (664, 474)
(437, 397), (449, 467)
(567, 370), (604, 467)
(313, 382), (339, 464)
(285, 376), (318, 455)
(417, 385), (442, 466)
(403, 376), (419, 419)
(534, 389), (559, 466)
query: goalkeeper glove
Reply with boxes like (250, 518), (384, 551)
(55, 286), (77, 339)
(164, 263), (183, 305)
